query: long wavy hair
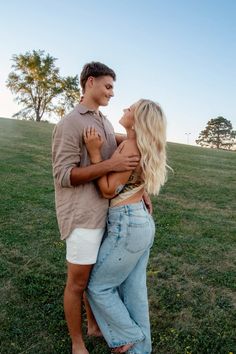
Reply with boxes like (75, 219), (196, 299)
(134, 99), (168, 195)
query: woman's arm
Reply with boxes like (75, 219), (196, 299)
(96, 165), (133, 199)
(142, 190), (153, 214)
(84, 128), (138, 198)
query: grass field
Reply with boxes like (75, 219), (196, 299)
(0, 117), (236, 354)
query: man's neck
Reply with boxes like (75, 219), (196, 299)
(81, 96), (99, 112)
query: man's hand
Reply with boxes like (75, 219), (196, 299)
(109, 148), (140, 171)
(143, 190), (153, 214)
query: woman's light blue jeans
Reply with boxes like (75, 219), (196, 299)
(87, 201), (155, 354)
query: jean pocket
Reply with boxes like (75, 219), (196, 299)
(125, 219), (152, 253)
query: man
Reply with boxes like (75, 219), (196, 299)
(52, 62), (140, 354)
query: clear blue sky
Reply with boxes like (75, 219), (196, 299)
(0, 0), (235, 144)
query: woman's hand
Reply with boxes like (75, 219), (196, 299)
(83, 126), (104, 161)
(142, 190), (153, 214)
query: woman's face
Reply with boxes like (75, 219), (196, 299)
(119, 104), (136, 129)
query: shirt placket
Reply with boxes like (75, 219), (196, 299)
(93, 113), (107, 140)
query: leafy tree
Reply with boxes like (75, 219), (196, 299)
(54, 76), (81, 119)
(196, 117), (234, 149)
(6, 50), (80, 121)
(231, 130), (236, 138)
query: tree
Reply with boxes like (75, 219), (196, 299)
(54, 76), (81, 119)
(196, 117), (234, 149)
(6, 50), (80, 121)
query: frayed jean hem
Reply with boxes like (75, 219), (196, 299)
(127, 351), (151, 354)
(110, 334), (145, 348)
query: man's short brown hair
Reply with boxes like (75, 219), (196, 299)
(80, 62), (116, 93)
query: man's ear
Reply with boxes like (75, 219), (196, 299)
(87, 76), (94, 88)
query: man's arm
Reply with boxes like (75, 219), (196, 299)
(83, 140), (138, 198)
(70, 149), (138, 186)
(52, 123), (139, 188)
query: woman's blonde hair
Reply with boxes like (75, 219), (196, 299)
(134, 99), (168, 195)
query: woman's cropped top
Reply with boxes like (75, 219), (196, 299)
(110, 169), (144, 207)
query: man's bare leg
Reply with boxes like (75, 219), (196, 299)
(64, 262), (93, 354)
(83, 292), (102, 337)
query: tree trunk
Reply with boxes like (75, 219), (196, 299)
(36, 110), (41, 122)
(217, 130), (220, 149)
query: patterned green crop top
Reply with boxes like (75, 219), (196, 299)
(110, 169), (144, 207)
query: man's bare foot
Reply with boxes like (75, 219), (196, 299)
(72, 343), (89, 354)
(112, 343), (133, 353)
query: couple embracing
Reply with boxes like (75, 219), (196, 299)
(52, 62), (168, 354)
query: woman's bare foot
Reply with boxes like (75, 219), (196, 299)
(83, 292), (103, 337)
(87, 324), (103, 337)
(112, 343), (133, 353)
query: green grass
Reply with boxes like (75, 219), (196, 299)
(0, 117), (236, 354)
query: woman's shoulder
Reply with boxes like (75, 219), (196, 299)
(119, 139), (139, 155)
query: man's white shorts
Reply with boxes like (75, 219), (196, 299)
(66, 228), (105, 265)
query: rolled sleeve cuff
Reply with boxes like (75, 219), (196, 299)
(61, 166), (74, 188)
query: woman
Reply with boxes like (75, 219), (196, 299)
(84, 99), (168, 354)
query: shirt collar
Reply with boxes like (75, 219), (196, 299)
(76, 103), (105, 119)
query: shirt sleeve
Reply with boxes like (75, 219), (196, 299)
(52, 121), (81, 188)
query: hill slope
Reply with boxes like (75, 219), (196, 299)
(0, 117), (235, 354)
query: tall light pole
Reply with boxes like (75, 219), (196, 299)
(185, 132), (191, 144)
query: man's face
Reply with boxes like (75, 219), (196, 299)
(90, 75), (114, 106)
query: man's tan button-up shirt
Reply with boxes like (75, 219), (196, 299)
(52, 104), (117, 240)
